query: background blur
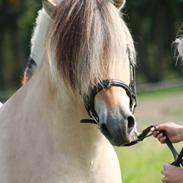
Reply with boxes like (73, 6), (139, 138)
(0, 0), (183, 183)
(0, 0), (183, 99)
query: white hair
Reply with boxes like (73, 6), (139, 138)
(30, 8), (51, 65)
(175, 36), (183, 60)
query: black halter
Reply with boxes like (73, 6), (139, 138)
(80, 62), (137, 124)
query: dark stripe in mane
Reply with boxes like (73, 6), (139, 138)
(22, 58), (37, 85)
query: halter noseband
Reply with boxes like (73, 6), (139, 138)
(81, 63), (137, 124)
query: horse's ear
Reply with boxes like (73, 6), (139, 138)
(42, 0), (57, 19)
(113, 0), (126, 9)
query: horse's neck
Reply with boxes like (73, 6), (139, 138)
(23, 63), (103, 159)
(29, 8), (107, 163)
(31, 8), (51, 65)
(0, 65), (121, 182)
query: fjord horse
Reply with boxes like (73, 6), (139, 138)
(0, 0), (138, 182)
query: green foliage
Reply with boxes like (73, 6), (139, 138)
(0, 0), (40, 90)
(0, 0), (183, 91)
(18, 1), (41, 55)
(125, 0), (183, 83)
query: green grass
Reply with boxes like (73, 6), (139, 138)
(116, 87), (183, 183)
(116, 141), (182, 183)
(138, 87), (183, 101)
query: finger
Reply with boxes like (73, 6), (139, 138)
(152, 131), (160, 137)
(159, 136), (167, 143)
(156, 124), (168, 131)
(164, 163), (171, 169)
(161, 169), (166, 175)
(154, 125), (160, 129)
(157, 133), (165, 140)
(163, 163), (170, 171)
(150, 127), (155, 132)
(151, 125), (159, 131)
(161, 176), (167, 183)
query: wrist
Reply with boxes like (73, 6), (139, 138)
(178, 126), (183, 141)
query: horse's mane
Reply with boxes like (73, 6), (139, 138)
(48, 0), (135, 94)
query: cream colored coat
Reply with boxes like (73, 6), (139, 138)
(0, 58), (122, 183)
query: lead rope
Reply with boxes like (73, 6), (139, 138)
(124, 125), (154, 146)
(124, 125), (183, 167)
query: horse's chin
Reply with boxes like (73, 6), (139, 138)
(101, 128), (139, 147)
(129, 128), (139, 142)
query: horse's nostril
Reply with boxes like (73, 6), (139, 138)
(127, 116), (135, 133)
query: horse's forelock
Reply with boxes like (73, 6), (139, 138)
(48, 0), (135, 94)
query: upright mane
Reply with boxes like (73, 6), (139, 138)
(48, 0), (135, 94)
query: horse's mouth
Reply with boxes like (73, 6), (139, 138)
(100, 123), (138, 146)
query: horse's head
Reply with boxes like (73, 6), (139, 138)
(44, 0), (138, 146)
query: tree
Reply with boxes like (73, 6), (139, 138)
(125, 0), (183, 83)
(0, 0), (41, 90)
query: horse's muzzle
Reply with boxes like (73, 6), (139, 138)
(99, 112), (137, 146)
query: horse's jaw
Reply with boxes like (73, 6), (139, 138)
(0, 81), (121, 182)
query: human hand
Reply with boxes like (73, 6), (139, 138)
(161, 163), (183, 183)
(151, 122), (183, 144)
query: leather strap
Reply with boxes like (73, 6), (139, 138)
(172, 148), (183, 167)
(124, 125), (154, 146)
(124, 125), (183, 167)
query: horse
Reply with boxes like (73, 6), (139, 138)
(0, 0), (138, 182)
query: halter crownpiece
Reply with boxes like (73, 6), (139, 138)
(42, 0), (57, 19)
